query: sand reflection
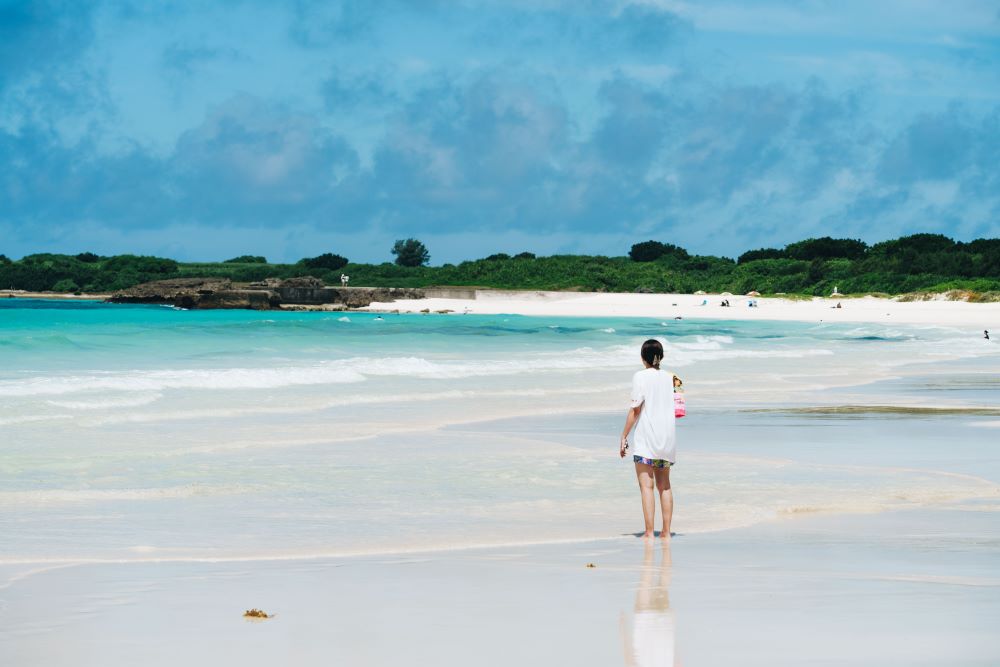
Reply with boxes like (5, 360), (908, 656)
(622, 541), (676, 666)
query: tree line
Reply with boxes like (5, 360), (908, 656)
(2, 234), (998, 297)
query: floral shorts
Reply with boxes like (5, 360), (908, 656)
(633, 455), (673, 468)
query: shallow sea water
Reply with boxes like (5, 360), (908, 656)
(1, 299), (999, 565)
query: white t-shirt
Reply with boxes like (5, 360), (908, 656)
(629, 368), (677, 462)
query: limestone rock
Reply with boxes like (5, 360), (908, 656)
(109, 278), (278, 310)
(108, 278), (426, 310)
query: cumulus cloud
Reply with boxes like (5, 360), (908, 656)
(162, 43), (243, 77)
(171, 96), (360, 221)
(879, 107), (975, 183)
(321, 68), (398, 111)
(0, 0), (997, 262)
(0, 1), (95, 90)
(369, 73), (571, 229)
(287, 0), (382, 47)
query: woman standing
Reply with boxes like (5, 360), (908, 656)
(619, 339), (677, 539)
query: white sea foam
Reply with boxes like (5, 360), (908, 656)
(0, 337), (842, 399)
(3, 328), (991, 403)
(77, 384), (626, 427)
(0, 366), (367, 397)
(0, 414), (74, 426)
(672, 334), (734, 350)
(0, 484), (251, 506)
(46, 392), (163, 410)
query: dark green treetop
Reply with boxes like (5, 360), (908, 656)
(392, 239), (430, 267)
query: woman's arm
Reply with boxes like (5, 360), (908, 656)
(619, 403), (643, 457)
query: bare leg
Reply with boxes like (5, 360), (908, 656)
(654, 466), (673, 538)
(634, 463), (656, 537)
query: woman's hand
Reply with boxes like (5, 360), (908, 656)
(620, 405), (640, 459)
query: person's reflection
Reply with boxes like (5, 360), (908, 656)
(622, 540), (676, 666)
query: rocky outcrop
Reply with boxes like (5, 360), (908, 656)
(108, 278), (280, 310)
(109, 277), (231, 302)
(275, 276), (325, 289)
(176, 289), (280, 310)
(325, 287), (425, 308)
(108, 277), (425, 310)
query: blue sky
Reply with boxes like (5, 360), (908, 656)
(2, 0), (999, 264)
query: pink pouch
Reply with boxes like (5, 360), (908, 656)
(674, 392), (686, 418)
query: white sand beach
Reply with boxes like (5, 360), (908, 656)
(369, 289), (1000, 328)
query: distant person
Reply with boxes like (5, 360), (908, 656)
(620, 339), (679, 539)
(836, 302), (842, 309)
(340, 274), (349, 287)
(700, 299), (707, 306)
(986, 330), (991, 340)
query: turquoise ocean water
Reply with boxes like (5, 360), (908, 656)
(2, 299), (999, 565)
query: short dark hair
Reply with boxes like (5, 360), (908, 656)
(640, 339), (664, 370)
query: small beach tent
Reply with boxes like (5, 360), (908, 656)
(720, 292), (733, 297)
(746, 291), (761, 297)
(694, 290), (707, 295)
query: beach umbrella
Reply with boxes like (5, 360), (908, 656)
(746, 291), (761, 297)
(720, 292), (732, 297)
(694, 290), (707, 295)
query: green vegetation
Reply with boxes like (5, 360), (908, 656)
(628, 240), (689, 262)
(391, 238), (430, 267)
(298, 253), (348, 271)
(2, 233), (998, 296)
(224, 255), (267, 264)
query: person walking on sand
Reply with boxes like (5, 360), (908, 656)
(620, 339), (679, 539)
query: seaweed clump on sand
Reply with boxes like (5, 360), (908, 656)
(243, 608), (272, 619)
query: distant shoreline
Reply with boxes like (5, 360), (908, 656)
(2, 291), (112, 300)
(365, 289), (1000, 328)
(6, 288), (1000, 329)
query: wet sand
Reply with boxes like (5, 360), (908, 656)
(2, 509), (997, 666)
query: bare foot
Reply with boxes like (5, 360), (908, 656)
(642, 530), (655, 538)
(660, 530), (672, 540)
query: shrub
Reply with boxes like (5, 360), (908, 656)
(224, 255), (267, 264)
(299, 253), (348, 271)
(629, 241), (689, 262)
(52, 278), (80, 292)
(75, 252), (101, 263)
(870, 233), (955, 256)
(102, 255), (178, 275)
(784, 237), (868, 261)
(738, 248), (785, 264)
